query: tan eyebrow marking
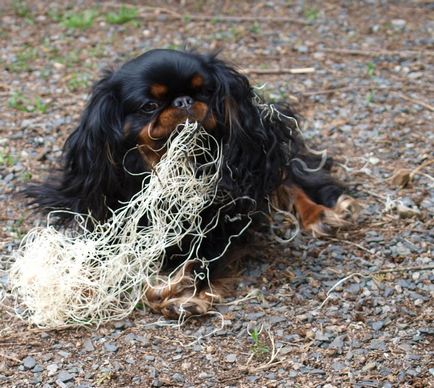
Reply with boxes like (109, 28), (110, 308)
(191, 74), (204, 90)
(150, 84), (168, 99)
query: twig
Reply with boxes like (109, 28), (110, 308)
(0, 83), (13, 90)
(320, 272), (366, 308)
(28, 324), (90, 333)
(0, 216), (23, 221)
(320, 265), (434, 309)
(328, 238), (384, 261)
(301, 86), (365, 96)
(394, 92), (434, 112)
(0, 352), (23, 364)
(180, 15), (311, 24)
(410, 160), (434, 180)
(359, 188), (388, 200)
(242, 67), (315, 75)
(300, 85), (434, 97)
(100, 4), (312, 25)
(373, 265), (434, 274)
(100, 3), (182, 17)
(321, 47), (434, 58)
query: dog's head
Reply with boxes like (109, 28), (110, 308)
(36, 49), (295, 221)
(80, 49), (257, 165)
(115, 50), (225, 165)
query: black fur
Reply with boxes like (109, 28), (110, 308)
(25, 49), (344, 261)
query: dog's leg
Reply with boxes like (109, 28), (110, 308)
(275, 185), (359, 236)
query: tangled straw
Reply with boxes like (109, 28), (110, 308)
(8, 121), (224, 327)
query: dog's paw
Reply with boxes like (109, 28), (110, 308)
(304, 195), (360, 236)
(142, 263), (227, 319)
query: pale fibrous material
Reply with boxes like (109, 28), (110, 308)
(8, 121), (225, 327)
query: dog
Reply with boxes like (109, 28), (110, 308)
(26, 49), (358, 319)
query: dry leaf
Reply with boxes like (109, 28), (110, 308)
(396, 204), (421, 219)
(391, 169), (410, 187)
(309, 278), (320, 288)
(371, 273), (385, 285)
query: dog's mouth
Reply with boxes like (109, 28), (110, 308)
(135, 119), (203, 167)
(135, 103), (216, 167)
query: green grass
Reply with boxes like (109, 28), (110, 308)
(12, 0), (35, 24)
(19, 171), (32, 182)
(210, 16), (222, 25)
(249, 20), (261, 34)
(303, 5), (320, 21)
(229, 25), (246, 39)
(61, 9), (98, 29)
(194, 1), (204, 11)
(366, 90), (374, 105)
(0, 150), (16, 167)
(8, 46), (38, 72)
(8, 91), (49, 113)
(249, 327), (270, 357)
(163, 42), (182, 51)
(367, 62), (376, 77)
(47, 9), (62, 22)
(255, 84), (285, 103)
(67, 73), (92, 91)
(106, 6), (138, 24)
(12, 0), (30, 17)
(9, 217), (24, 240)
(88, 44), (106, 58)
(53, 51), (80, 67)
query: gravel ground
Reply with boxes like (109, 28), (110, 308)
(1, 1), (434, 387)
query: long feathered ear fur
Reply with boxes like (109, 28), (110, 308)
(25, 70), (129, 223)
(207, 57), (296, 201)
(207, 56), (344, 208)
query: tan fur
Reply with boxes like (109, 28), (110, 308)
(150, 83), (168, 100)
(190, 74), (205, 90)
(137, 102), (211, 166)
(271, 184), (359, 237)
(143, 261), (232, 319)
(304, 195), (360, 236)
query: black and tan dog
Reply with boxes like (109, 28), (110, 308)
(26, 49), (358, 318)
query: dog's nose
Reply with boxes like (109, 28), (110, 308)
(172, 96), (194, 110)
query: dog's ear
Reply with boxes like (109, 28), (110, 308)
(207, 57), (255, 135)
(60, 71), (126, 220)
(26, 70), (127, 222)
(207, 58), (288, 199)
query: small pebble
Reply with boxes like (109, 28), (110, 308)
(104, 343), (119, 352)
(22, 356), (36, 370)
(331, 361), (346, 371)
(363, 362), (377, 372)
(47, 364), (58, 376)
(226, 354), (237, 363)
(83, 340), (95, 352)
(172, 373), (185, 383)
(57, 370), (74, 383)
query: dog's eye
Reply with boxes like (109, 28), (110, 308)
(201, 90), (212, 98)
(140, 101), (159, 113)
